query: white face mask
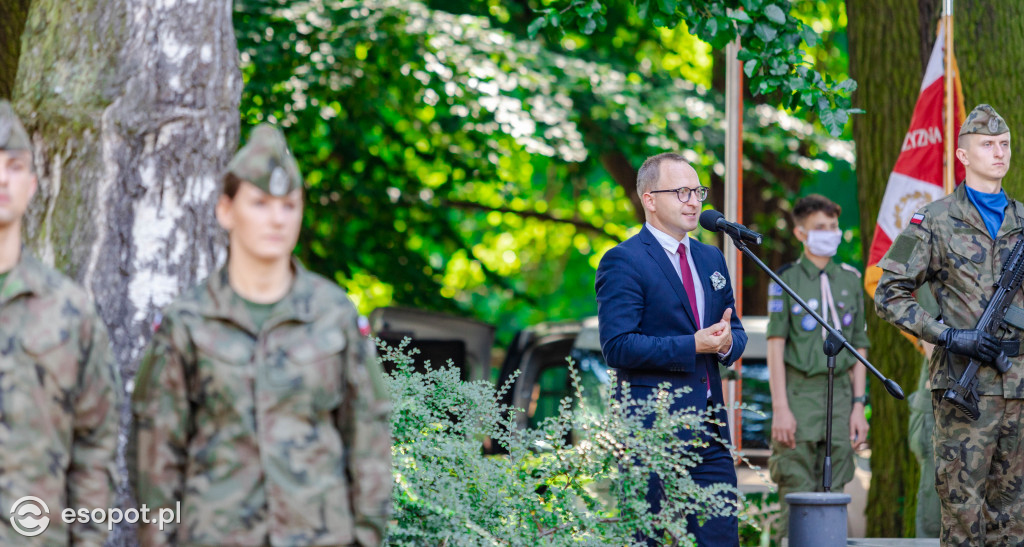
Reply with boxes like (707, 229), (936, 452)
(806, 229), (842, 257)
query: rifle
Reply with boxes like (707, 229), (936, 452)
(943, 240), (1024, 420)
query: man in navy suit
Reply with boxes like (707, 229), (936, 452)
(596, 152), (746, 546)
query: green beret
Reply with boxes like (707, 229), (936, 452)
(0, 100), (31, 152)
(225, 124), (303, 196)
(959, 104), (1009, 137)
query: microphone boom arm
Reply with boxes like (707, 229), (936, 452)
(730, 235), (904, 400)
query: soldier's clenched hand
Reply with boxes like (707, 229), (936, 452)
(939, 328), (1001, 362)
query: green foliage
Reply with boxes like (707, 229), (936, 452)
(740, 491), (780, 547)
(381, 338), (768, 545)
(234, 0), (853, 341)
(533, 0), (859, 136)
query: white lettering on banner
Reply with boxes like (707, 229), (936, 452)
(901, 126), (943, 152)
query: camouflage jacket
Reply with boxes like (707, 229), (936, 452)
(875, 183), (1024, 396)
(130, 260), (392, 546)
(0, 252), (120, 546)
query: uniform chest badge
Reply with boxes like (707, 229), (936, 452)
(710, 271), (727, 291)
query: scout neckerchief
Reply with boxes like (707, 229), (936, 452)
(820, 269), (842, 340)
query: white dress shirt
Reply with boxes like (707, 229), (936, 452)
(646, 222), (732, 362)
(647, 222), (705, 327)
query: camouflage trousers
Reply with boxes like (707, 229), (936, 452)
(932, 392), (1024, 546)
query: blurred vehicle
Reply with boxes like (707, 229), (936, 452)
(369, 306), (495, 383)
(369, 306), (772, 451)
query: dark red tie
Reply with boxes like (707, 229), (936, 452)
(678, 242), (710, 399)
(677, 243), (701, 328)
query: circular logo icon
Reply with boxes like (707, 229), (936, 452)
(10, 496), (50, 537)
(268, 166), (289, 196)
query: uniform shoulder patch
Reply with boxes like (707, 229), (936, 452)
(909, 212), (925, 225)
(840, 263), (862, 278)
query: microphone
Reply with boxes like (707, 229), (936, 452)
(699, 209), (763, 245)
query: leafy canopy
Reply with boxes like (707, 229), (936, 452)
(234, 0), (853, 342)
(532, 0), (860, 136)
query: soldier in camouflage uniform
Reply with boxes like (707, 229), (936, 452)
(875, 104), (1024, 545)
(766, 194), (870, 541)
(0, 101), (121, 545)
(130, 124), (392, 546)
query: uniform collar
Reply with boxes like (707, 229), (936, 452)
(949, 182), (1024, 238)
(796, 253), (836, 279)
(200, 256), (317, 334)
(0, 249), (55, 305)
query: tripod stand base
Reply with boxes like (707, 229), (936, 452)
(786, 492), (851, 547)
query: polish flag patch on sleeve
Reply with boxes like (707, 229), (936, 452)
(910, 213), (925, 225)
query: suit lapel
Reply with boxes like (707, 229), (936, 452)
(640, 227), (698, 328)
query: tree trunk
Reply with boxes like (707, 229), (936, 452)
(851, 0), (1024, 537)
(0, 0), (31, 99)
(13, 0), (239, 544)
(848, 0), (928, 537)
(955, 1), (1024, 198)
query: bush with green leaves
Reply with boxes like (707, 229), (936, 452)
(380, 338), (768, 546)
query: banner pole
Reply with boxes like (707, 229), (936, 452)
(944, 0), (955, 194)
(724, 37), (743, 452)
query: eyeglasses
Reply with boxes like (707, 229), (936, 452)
(648, 186), (709, 203)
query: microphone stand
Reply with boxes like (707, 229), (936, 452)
(729, 236), (904, 492)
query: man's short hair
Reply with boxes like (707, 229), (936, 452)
(792, 194), (841, 224)
(636, 152), (689, 198)
(957, 132), (969, 151)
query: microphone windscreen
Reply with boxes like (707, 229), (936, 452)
(699, 209), (724, 232)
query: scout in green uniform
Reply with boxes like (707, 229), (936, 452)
(0, 101), (121, 545)
(766, 194), (870, 540)
(875, 104), (1024, 545)
(130, 124), (392, 546)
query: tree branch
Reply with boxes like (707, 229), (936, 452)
(599, 150), (643, 224)
(537, 517), (623, 538)
(443, 198), (622, 243)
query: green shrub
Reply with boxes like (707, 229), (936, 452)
(380, 338), (767, 546)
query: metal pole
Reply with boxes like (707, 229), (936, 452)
(724, 37), (743, 450)
(943, 0), (955, 194)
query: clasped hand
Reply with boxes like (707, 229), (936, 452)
(695, 308), (733, 355)
(940, 328), (1001, 363)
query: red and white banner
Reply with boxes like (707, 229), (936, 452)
(865, 23), (965, 295)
